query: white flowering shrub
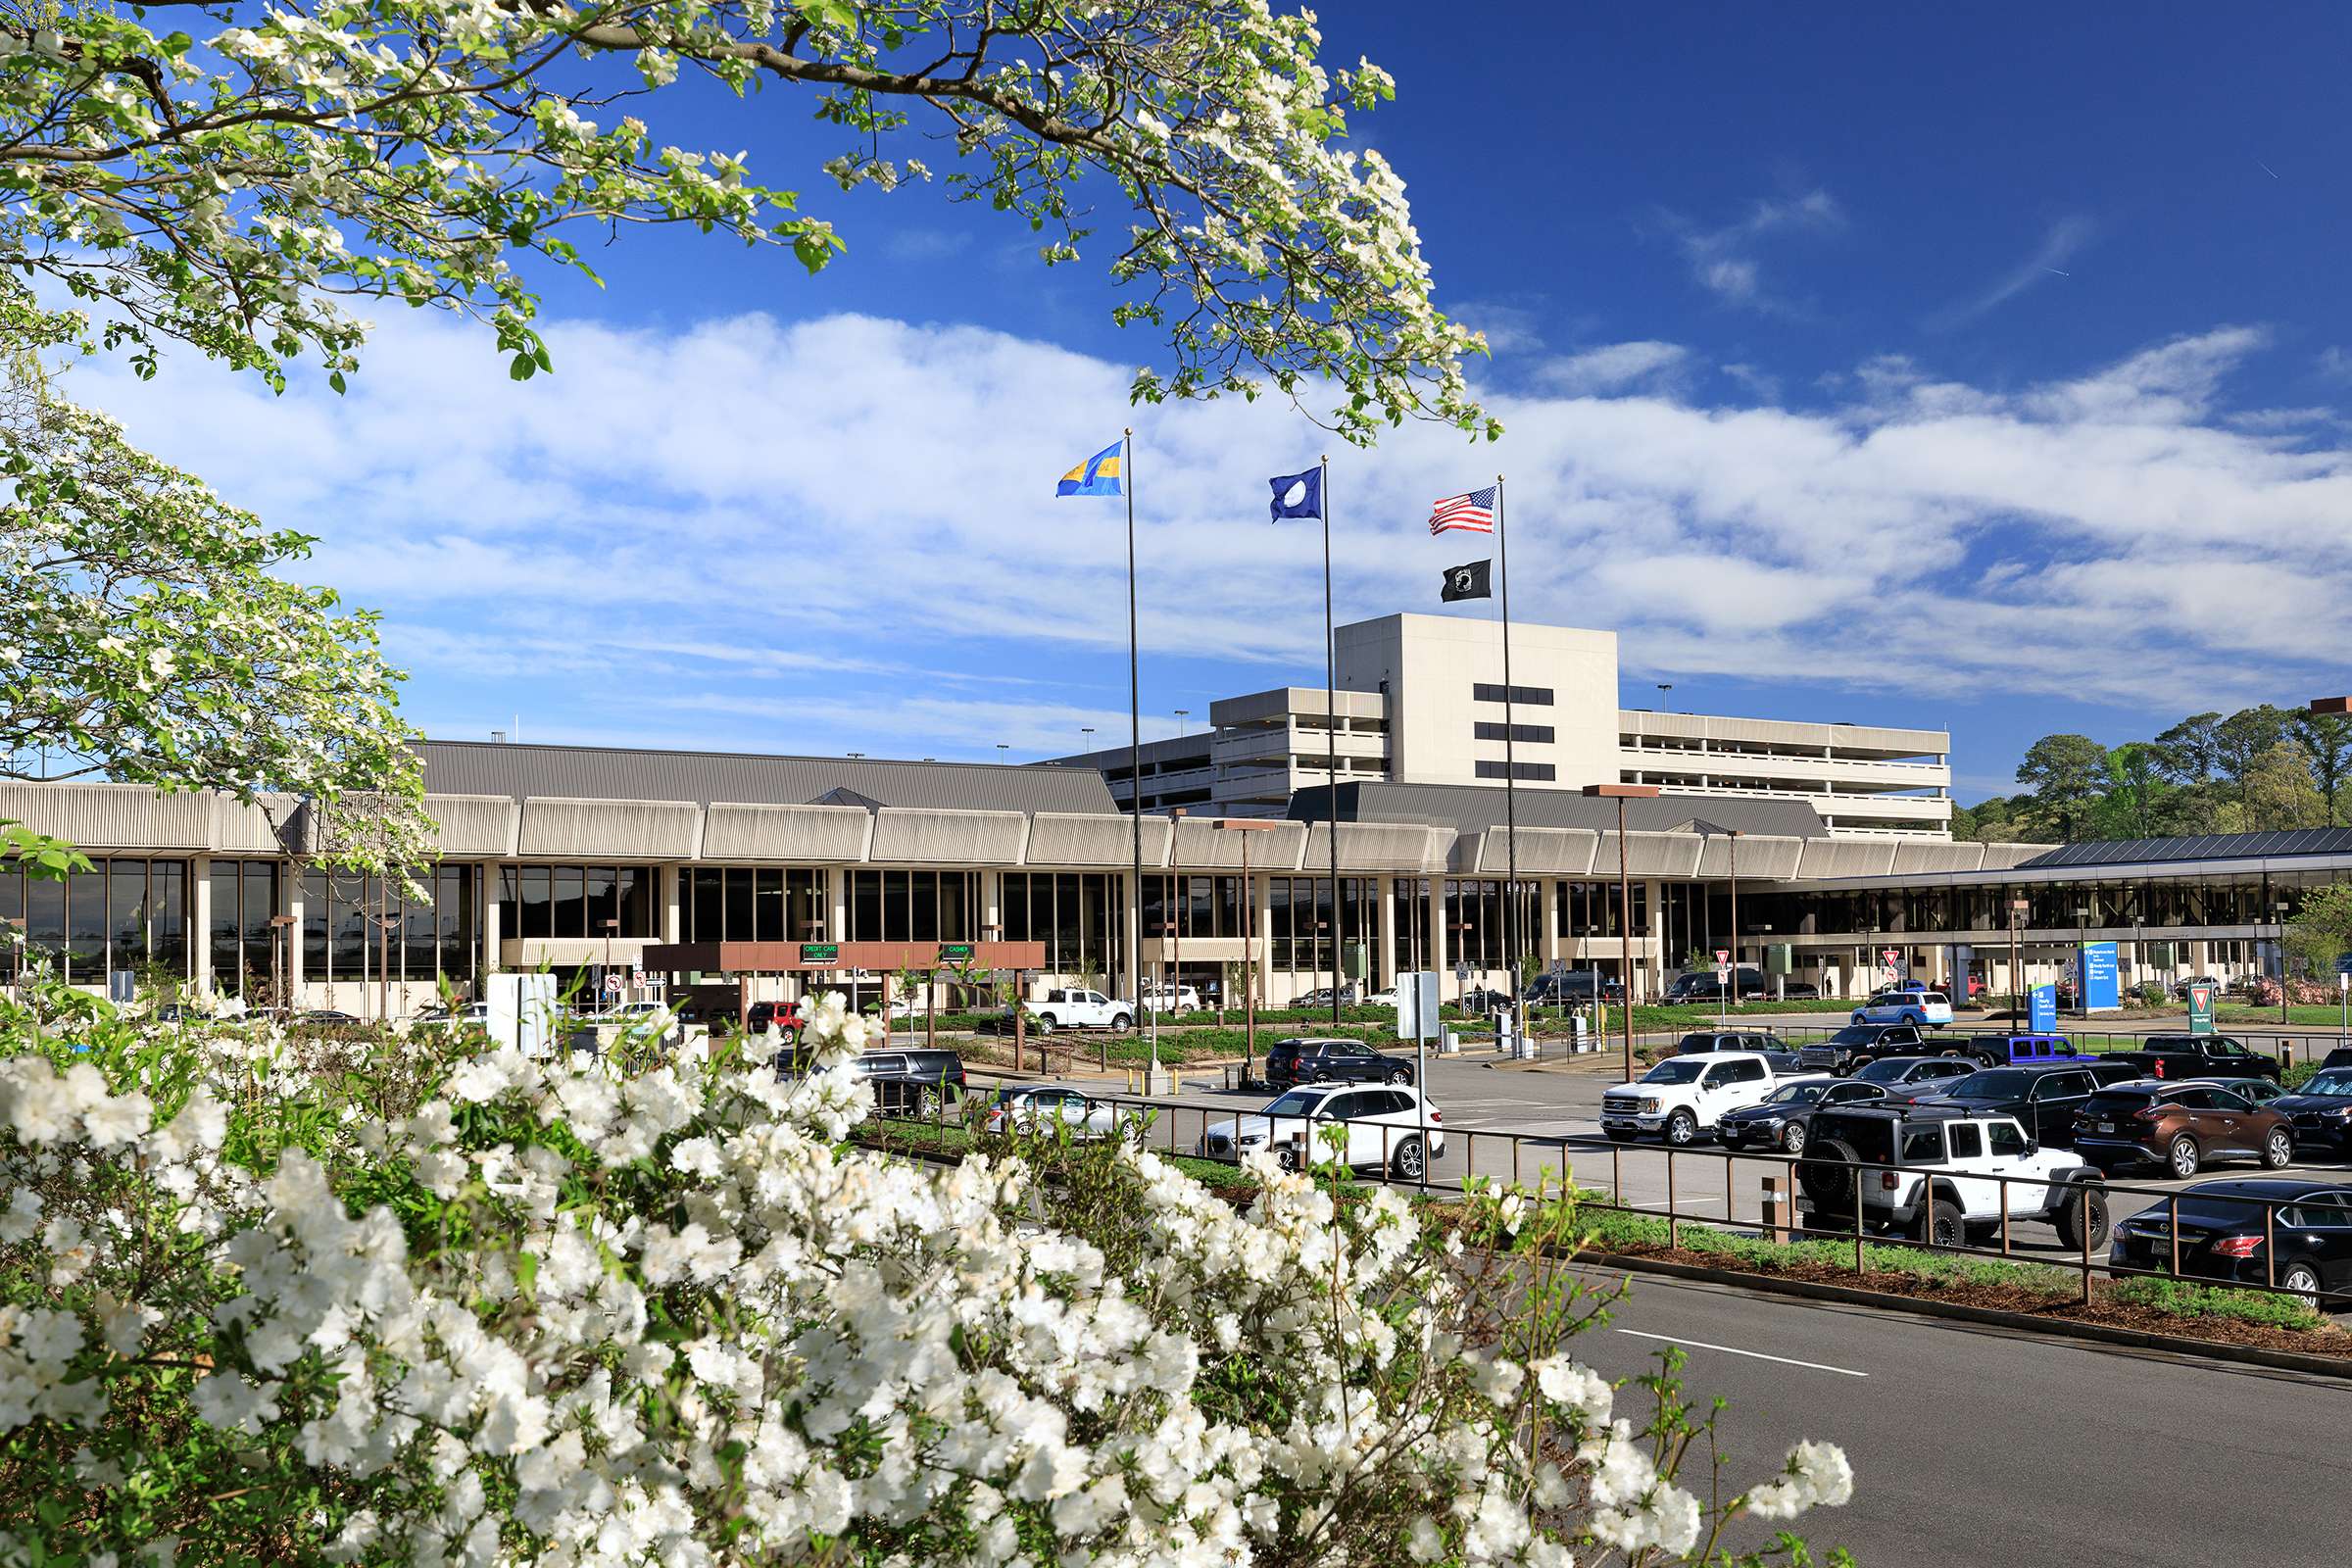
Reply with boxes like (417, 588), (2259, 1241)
(0, 982), (1852, 1565)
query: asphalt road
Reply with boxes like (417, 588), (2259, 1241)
(1566, 1268), (2352, 1567)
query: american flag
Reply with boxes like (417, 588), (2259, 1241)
(1428, 485), (1496, 534)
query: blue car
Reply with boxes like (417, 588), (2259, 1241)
(1851, 990), (1954, 1028)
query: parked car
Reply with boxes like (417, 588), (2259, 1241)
(1673, 1028), (1801, 1075)
(1023, 988), (1133, 1035)
(2172, 974), (2225, 1001)
(1525, 972), (1625, 1005)
(1851, 990), (1954, 1028)
(1194, 1084), (1445, 1179)
(840, 1049), (967, 1115)
(1600, 1051), (1783, 1146)
(1142, 983), (1202, 1012)
(293, 1008), (361, 1024)
(1663, 966), (1769, 1003)
(1848, 1054), (1979, 1103)
(1713, 1076), (1888, 1156)
(1912, 1060), (2142, 1148)
(979, 1085), (1138, 1142)
(2109, 1177), (2352, 1306)
(1262, 1036), (1417, 1089)
(2073, 1080), (2293, 1177)
(1795, 1104), (2109, 1250)
(744, 1000), (809, 1038)
(2320, 1048), (2352, 1072)
(1915, 1032), (2088, 1069)
(2187, 1075), (2290, 1108)
(2269, 1066), (2352, 1158)
(587, 999), (669, 1024)
(1361, 986), (1400, 1007)
(1294, 984), (1360, 1009)
(411, 1002), (492, 1028)
(2107, 1033), (2281, 1084)
(1778, 979), (1823, 1001)
(1797, 1022), (1926, 1075)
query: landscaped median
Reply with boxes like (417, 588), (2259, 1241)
(1561, 1203), (2350, 1356)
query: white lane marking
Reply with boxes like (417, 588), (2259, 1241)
(1613, 1328), (1868, 1378)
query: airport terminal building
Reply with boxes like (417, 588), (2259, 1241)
(3, 737), (2345, 1015)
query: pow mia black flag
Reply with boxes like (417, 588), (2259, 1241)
(1440, 559), (1493, 603)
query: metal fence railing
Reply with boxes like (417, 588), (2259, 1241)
(874, 1078), (2351, 1319)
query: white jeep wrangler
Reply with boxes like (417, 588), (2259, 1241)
(1022, 988), (1133, 1035)
(1600, 1050), (1785, 1147)
(1795, 1104), (2109, 1251)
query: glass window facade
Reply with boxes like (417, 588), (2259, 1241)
(299, 865), (478, 987)
(210, 858), (279, 996)
(1142, 875), (1246, 941)
(679, 867), (827, 943)
(1268, 876), (1377, 976)
(845, 869), (977, 943)
(1000, 872), (1121, 976)
(502, 865), (659, 939)
(0, 858), (187, 984)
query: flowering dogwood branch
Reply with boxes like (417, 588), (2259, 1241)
(0, 0), (1490, 442)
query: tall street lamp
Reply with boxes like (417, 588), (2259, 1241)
(1584, 782), (1660, 1083)
(2274, 899), (2293, 1024)
(2073, 904), (2090, 1018)
(1213, 817), (1277, 1085)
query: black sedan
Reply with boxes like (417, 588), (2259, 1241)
(1848, 1054), (1978, 1103)
(2109, 1177), (2352, 1308)
(2270, 1067), (2352, 1157)
(1714, 1077), (1888, 1156)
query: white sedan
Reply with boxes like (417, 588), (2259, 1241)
(1194, 1084), (1446, 1181)
(979, 1085), (1142, 1142)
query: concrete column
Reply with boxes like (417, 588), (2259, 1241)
(1645, 877), (1667, 1004)
(1541, 878), (1563, 965)
(829, 867), (848, 945)
(1429, 879), (1450, 1002)
(981, 869), (1002, 936)
(481, 884), (503, 975)
(285, 867), (306, 999)
(659, 863), (681, 944)
(1376, 875), (1396, 989)
(1256, 872), (1277, 1004)
(191, 855), (214, 996)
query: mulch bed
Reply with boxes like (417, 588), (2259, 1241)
(1597, 1238), (2352, 1357)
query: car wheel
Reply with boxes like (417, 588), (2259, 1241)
(2279, 1261), (2322, 1308)
(1110, 1013), (1133, 1034)
(1796, 1137), (1860, 1212)
(2167, 1134), (2200, 1180)
(1665, 1110), (1697, 1147)
(2053, 1186), (2110, 1252)
(1275, 1147), (1300, 1174)
(1390, 1136), (1426, 1182)
(2264, 1128), (2293, 1169)
(1033, 1016), (1056, 1037)
(1925, 1198), (1963, 1249)
(1782, 1122), (1808, 1157)
(1387, 1066), (1412, 1086)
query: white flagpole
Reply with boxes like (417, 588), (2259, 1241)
(1495, 475), (1521, 1024)
(1125, 428), (1149, 1087)
(1321, 454), (1343, 1026)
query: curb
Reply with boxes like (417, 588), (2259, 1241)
(1580, 1249), (2352, 1382)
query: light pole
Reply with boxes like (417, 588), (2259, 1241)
(1690, 819), (1741, 1013)
(601, 916), (619, 1009)
(2074, 904), (2090, 1018)
(997, 744), (1009, 761)
(1174, 709), (1190, 737)
(1214, 817), (1276, 1085)
(1585, 782), (1660, 1083)
(1167, 807), (1187, 1020)
(2008, 897), (2030, 1020)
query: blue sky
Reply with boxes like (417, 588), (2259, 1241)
(79, 5), (2352, 802)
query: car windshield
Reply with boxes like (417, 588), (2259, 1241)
(1676, 1033), (1718, 1051)
(1641, 1059), (1708, 1085)
(1827, 1026), (1883, 1045)
(1947, 1070), (2027, 1100)
(2302, 1070), (2352, 1098)
(1854, 1058), (1921, 1083)
(1764, 1082), (1832, 1105)
(1261, 1090), (1330, 1117)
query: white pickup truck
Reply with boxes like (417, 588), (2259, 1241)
(1022, 988), (1134, 1035)
(1600, 1051), (1785, 1147)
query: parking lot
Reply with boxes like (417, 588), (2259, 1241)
(976, 1048), (2352, 1278)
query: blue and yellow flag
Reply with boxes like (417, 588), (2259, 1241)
(1056, 439), (1124, 497)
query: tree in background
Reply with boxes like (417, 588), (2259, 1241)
(2290, 710), (2352, 827)
(2229, 743), (2327, 834)
(2089, 743), (2182, 842)
(2153, 710), (2224, 789)
(2284, 882), (2352, 975)
(2014, 733), (2108, 840)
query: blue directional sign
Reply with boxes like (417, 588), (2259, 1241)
(2081, 941), (2120, 1011)
(2030, 983), (2057, 1034)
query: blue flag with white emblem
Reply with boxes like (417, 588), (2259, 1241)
(1268, 467), (1321, 521)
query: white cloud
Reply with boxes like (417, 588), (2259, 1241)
(1537, 340), (1690, 396)
(66, 311), (2352, 758)
(1665, 189), (1844, 313)
(1925, 214), (2096, 331)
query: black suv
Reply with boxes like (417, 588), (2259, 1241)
(1675, 1028), (1801, 1076)
(778, 1049), (966, 1114)
(1912, 1059), (2141, 1147)
(1525, 972), (1626, 1005)
(1262, 1037), (1416, 1089)
(1797, 1022), (1925, 1074)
